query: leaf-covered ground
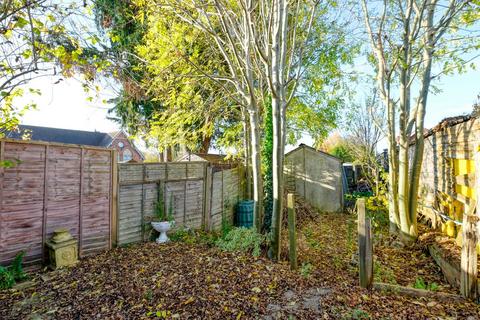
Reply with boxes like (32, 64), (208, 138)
(1, 212), (479, 319)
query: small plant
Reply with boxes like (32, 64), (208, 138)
(167, 194), (174, 222)
(303, 227), (321, 249)
(413, 277), (439, 291)
(153, 192), (165, 222)
(373, 261), (397, 284)
(350, 308), (371, 320)
(0, 267), (15, 290)
(0, 251), (27, 290)
(145, 289), (153, 301)
(300, 262), (314, 278)
(152, 193), (174, 222)
(215, 227), (265, 257)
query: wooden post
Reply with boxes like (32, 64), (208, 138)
(111, 150), (118, 247)
(184, 163), (188, 225)
(461, 144), (480, 299)
(358, 198), (373, 289)
(460, 207), (478, 299)
(79, 148), (85, 257)
(42, 145), (49, 263)
(287, 193), (297, 270)
(0, 141), (4, 245)
(0, 141), (4, 212)
(203, 165), (213, 231)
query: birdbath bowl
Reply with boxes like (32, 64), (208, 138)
(151, 221), (172, 243)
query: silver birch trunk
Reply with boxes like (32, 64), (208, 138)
(242, 108), (252, 199)
(248, 108), (263, 231)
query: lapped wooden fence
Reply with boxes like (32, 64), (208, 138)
(0, 139), (116, 266)
(115, 162), (243, 246)
(0, 139), (244, 266)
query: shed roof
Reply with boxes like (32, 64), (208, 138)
(285, 143), (343, 162)
(177, 152), (232, 163)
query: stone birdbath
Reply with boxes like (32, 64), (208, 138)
(151, 221), (173, 243)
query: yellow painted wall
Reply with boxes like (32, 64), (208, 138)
(452, 158), (476, 200)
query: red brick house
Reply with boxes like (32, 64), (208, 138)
(5, 125), (144, 162)
(108, 131), (144, 162)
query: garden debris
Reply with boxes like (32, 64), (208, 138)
(1, 212), (479, 319)
(281, 193), (318, 229)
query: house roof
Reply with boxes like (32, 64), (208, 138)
(5, 125), (115, 147)
(285, 143), (343, 162)
(4, 126), (143, 159)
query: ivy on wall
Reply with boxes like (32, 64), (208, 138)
(262, 97), (273, 232)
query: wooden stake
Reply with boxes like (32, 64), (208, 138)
(358, 198), (373, 289)
(460, 211), (478, 299)
(287, 193), (297, 270)
(460, 145), (479, 300)
(111, 150), (118, 247)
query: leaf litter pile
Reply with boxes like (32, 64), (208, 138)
(1, 202), (479, 319)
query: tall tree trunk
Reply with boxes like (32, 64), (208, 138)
(407, 3), (434, 240)
(385, 94), (400, 232)
(271, 95), (284, 260)
(248, 108), (263, 231)
(243, 108), (252, 199)
(270, 0), (288, 261)
(199, 135), (211, 154)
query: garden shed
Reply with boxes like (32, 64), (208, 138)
(284, 144), (343, 212)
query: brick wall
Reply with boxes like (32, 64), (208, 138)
(110, 132), (143, 162)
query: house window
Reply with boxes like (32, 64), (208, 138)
(123, 149), (133, 162)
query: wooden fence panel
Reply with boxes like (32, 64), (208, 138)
(116, 163), (244, 245)
(81, 149), (112, 256)
(0, 139), (113, 266)
(210, 170), (224, 230)
(45, 145), (81, 244)
(1, 142), (46, 265)
(118, 184), (143, 245)
(185, 179), (204, 229)
(165, 180), (187, 227)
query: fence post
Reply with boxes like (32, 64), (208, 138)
(42, 145), (49, 263)
(111, 150), (118, 247)
(287, 193), (297, 270)
(203, 165), (213, 231)
(357, 198), (373, 289)
(461, 145), (480, 299)
(460, 209), (478, 299)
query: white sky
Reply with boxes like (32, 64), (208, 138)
(16, 66), (479, 153)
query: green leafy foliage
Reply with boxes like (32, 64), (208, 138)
(0, 251), (27, 290)
(329, 144), (354, 162)
(262, 98), (274, 232)
(0, 267), (16, 290)
(1, 1), (107, 136)
(373, 261), (397, 285)
(169, 228), (219, 247)
(215, 227), (265, 257)
(153, 197), (165, 221)
(350, 309), (371, 320)
(413, 277), (439, 292)
(299, 262), (314, 278)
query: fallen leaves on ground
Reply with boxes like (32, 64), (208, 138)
(1, 206), (479, 319)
